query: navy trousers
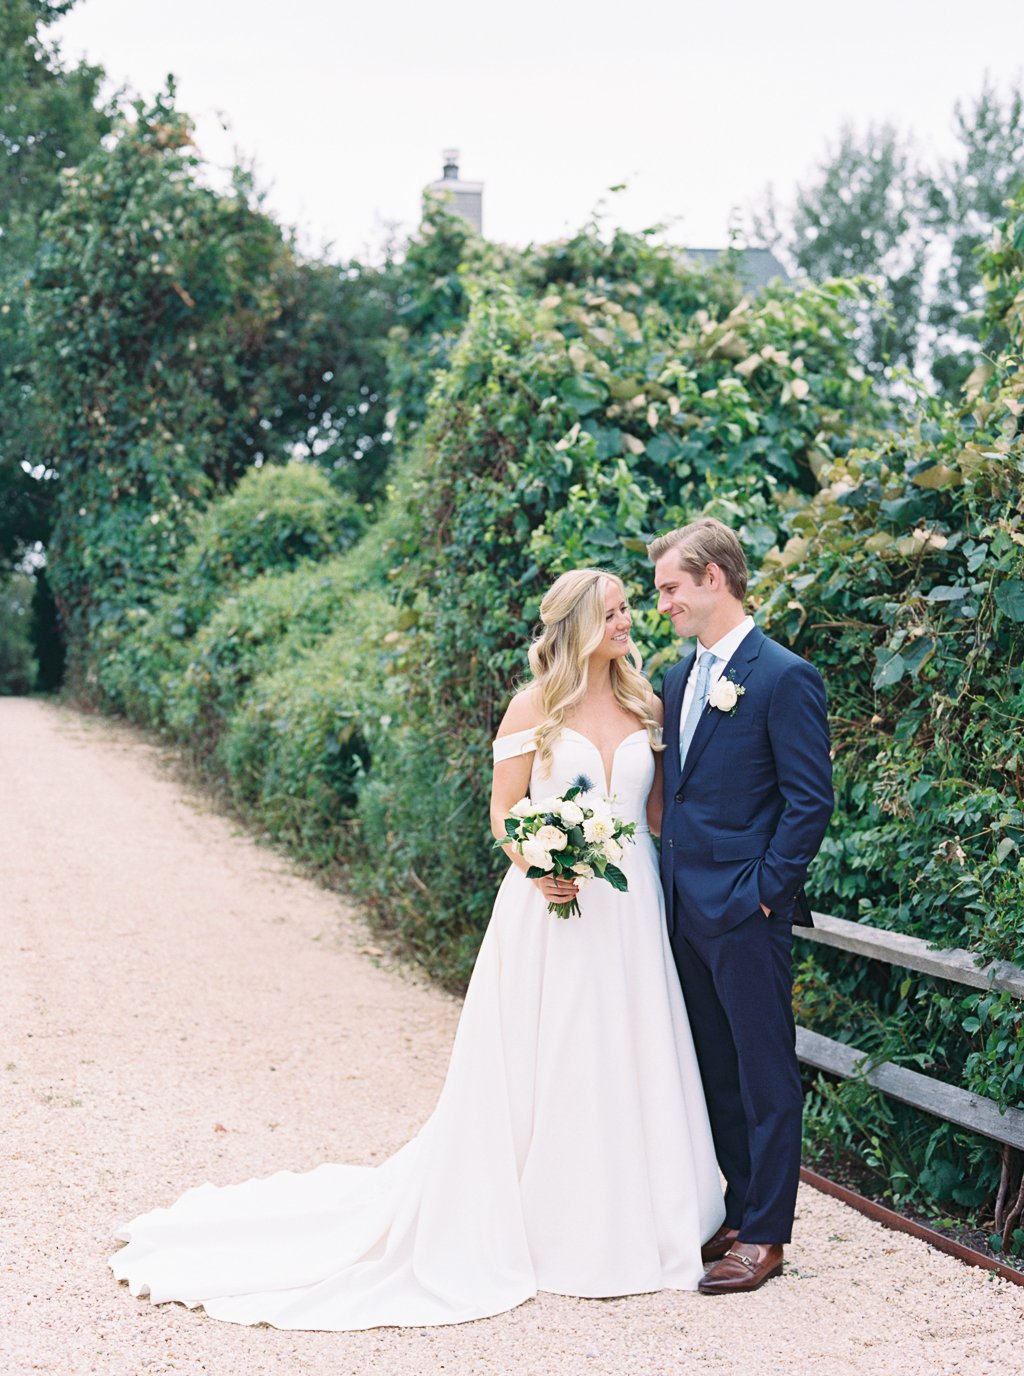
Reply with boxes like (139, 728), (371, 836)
(671, 902), (803, 1244)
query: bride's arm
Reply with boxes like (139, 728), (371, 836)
(490, 756), (534, 872)
(490, 688), (542, 869)
(490, 690), (578, 904)
(646, 694), (665, 836)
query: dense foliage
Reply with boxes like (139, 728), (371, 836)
(361, 240), (876, 976)
(752, 189), (1024, 1236)
(0, 0), (113, 573)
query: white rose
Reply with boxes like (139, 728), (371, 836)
(602, 837), (623, 863)
(709, 678), (740, 712)
(583, 815), (614, 842)
(509, 798), (535, 819)
(556, 800), (586, 826)
(534, 796), (559, 815)
(521, 839), (554, 871)
(535, 824), (569, 851)
(571, 862), (595, 887)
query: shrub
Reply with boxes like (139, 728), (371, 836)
(164, 461), (365, 636)
(97, 461), (364, 718)
(219, 590), (396, 865)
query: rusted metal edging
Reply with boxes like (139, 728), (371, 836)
(799, 1166), (1024, 1287)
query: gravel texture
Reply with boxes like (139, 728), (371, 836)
(2, 695), (1022, 1376)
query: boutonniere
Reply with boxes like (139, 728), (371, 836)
(708, 671), (746, 716)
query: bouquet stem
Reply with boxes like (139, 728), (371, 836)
(548, 899), (582, 919)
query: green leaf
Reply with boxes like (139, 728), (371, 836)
(587, 524), (620, 547)
(994, 579), (1024, 622)
(603, 863), (629, 892)
(873, 650), (906, 689)
(558, 374), (607, 416)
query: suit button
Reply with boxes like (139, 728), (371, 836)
(675, 793), (684, 803)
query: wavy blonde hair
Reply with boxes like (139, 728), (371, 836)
(525, 569), (662, 771)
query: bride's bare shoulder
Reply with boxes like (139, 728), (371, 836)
(495, 686), (544, 738)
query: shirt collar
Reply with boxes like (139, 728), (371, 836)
(699, 614), (755, 665)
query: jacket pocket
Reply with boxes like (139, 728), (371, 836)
(712, 830), (772, 861)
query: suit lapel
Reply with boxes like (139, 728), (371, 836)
(678, 626), (765, 787)
(663, 651), (694, 786)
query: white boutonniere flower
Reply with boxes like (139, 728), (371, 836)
(709, 677), (746, 714)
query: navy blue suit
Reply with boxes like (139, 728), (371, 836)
(660, 625), (833, 1242)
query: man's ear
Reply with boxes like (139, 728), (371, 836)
(704, 561), (723, 591)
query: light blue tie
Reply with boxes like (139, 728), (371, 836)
(679, 650), (717, 769)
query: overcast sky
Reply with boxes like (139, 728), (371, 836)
(54, 0), (1024, 263)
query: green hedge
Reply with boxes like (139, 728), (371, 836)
(219, 594), (395, 865)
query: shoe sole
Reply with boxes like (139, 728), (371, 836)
(698, 1263), (784, 1295)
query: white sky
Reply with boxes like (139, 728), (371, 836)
(53, 0), (1024, 263)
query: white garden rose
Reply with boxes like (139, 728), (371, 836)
(709, 678), (741, 712)
(521, 839), (554, 871)
(534, 796), (559, 815)
(602, 837), (623, 863)
(535, 824), (569, 851)
(583, 815), (614, 842)
(509, 797), (535, 819)
(556, 800), (586, 826)
(571, 862), (595, 886)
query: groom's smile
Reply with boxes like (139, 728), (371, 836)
(653, 554), (717, 643)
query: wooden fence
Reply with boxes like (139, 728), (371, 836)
(795, 911), (1024, 1249)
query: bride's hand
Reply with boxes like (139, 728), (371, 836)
(533, 874), (579, 903)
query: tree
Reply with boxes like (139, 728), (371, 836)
(754, 124), (930, 378)
(755, 81), (1024, 395)
(0, 0), (114, 564)
(927, 80), (1024, 395)
(27, 86), (393, 680)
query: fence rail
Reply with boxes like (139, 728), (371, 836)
(795, 910), (1024, 1247)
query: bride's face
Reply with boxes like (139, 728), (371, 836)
(592, 580), (633, 662)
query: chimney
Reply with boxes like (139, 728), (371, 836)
(424, 148), (483, 235)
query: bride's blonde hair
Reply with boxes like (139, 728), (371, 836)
(526, 568), (663, 771)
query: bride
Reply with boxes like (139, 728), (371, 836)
(110, 568), (725, 1330)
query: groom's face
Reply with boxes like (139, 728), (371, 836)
(653, 552), (715, 641)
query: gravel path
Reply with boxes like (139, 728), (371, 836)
(2, 696), (1021, 1376)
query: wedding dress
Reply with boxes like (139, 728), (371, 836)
(110, 727), (725, 1330)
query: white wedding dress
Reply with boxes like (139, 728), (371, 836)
(110, 727), (725, 1330)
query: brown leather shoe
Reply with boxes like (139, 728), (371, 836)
(700, 1224), (740, 1263)
(698, 1242), (784, 1294)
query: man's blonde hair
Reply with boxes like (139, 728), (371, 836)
(647, 518), (748, 600)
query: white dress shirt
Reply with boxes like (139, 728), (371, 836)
(679, 615), (756, 731)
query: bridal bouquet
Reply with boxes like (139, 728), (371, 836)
(497, 775), (637, 918)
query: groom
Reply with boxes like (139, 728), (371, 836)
(649, 518), (833, 1295)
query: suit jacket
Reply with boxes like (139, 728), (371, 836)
(659, 625), (833, 939)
